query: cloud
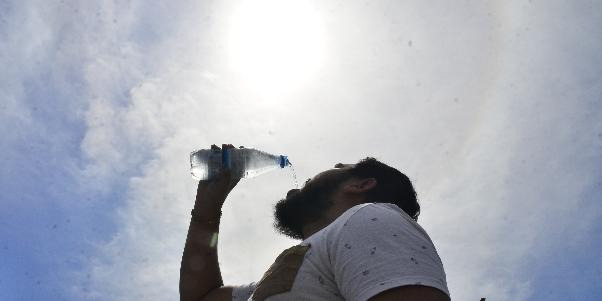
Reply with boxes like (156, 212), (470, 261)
(2, 0), (600, 300)
(80, 1), (602, 300)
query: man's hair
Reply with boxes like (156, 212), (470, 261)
(347, 157), (420, 221)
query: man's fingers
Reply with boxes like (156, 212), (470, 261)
(215, 168), (230, 181)
(215, 165), (239, 191)
(206, 144), (241, 192)
(230, 177), (241, 190)
(214, 143), (241, 149)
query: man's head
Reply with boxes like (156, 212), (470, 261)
(273, 157), (419, 240)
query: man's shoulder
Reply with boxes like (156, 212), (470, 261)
(327, 202), (411, 232)
(345, 202), (411, 223)
(306, 202), (421, 244)
(327, 202), (430, 241)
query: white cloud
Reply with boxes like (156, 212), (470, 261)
(3, 0), (599, 300)
(80, 0), (601, 299)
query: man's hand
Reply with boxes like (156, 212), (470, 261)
(193, 144), (241, 220)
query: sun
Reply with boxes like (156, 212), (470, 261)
(225, 0), (326, 97)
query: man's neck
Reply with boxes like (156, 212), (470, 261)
(301, 202), (361, 239)
(301, 218), (334, 239)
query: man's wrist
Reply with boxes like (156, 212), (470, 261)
(190, 208), (222, 225)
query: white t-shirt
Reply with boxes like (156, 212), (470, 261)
(232, 203), (449, 301)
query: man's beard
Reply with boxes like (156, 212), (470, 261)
(273, 176), (342, 240)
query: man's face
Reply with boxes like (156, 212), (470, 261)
(273, 163), (354, 240)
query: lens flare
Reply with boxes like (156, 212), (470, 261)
(226, 0), (326, 96)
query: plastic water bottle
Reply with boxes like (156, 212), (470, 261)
(190, 147), (290, 180)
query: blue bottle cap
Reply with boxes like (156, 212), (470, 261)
(279, 155), (289, 168)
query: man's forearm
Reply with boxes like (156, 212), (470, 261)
(180, 158), (238, 301)
(179, 213), (223, 301)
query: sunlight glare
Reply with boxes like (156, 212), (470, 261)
(226, 0), (325, 96)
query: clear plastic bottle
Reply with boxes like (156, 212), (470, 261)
(190, 147), (290, 180)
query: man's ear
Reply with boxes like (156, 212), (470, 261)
(342, 178), (377, 193)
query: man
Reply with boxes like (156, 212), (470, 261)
(180, 145), (450, 301)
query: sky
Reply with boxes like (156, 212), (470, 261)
(1, 0), (601, 300)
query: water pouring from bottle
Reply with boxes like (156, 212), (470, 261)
(287, 161), (299, 189)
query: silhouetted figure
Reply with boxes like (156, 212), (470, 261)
(180, 144), (450, 300)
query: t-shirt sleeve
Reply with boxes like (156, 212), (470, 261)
(329, 204), (449, 301)
(231, 282), (257, 301)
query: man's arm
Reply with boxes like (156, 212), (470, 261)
(180, 145), (239, 301)
(369, 285), (450, 301)
(180, 218), (226, 301)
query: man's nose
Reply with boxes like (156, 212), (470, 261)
(334, 163), (352, 168)
(287, 189), (300, 198)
